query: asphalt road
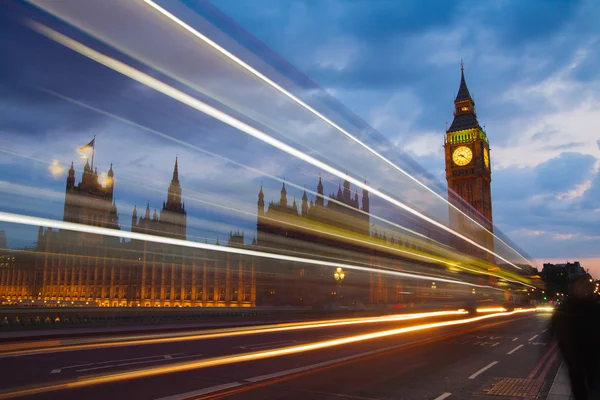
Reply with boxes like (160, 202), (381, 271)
(0, 311), (559, 400)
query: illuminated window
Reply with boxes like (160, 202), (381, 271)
(461, 106), (469, 111)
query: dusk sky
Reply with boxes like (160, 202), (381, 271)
(213, 0), (600, 272)
(0, 0), (599, 274)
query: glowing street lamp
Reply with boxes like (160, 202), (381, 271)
(334, 267), (345, 282)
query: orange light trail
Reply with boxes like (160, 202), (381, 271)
(476, 307), (506, 313)
(0, 310), (467, 357)
(535, 306), (554, 312)
(0, 309), (535, 399)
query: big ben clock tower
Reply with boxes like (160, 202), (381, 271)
(444, 63), (493, 256)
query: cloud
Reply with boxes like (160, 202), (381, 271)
(2, 0), (600, 268)
(534, 152), (596, 192)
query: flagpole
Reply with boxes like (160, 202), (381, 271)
(91, 135), (96, 170)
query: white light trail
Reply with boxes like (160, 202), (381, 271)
(39, 88), (444, 250)
(140, 0), (532, 267)
(26, 21), (524, 271)
(0, 210), (509, 290)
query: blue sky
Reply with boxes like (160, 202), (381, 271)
(211, 0), (600, 272)
(0, 0), (599, 273)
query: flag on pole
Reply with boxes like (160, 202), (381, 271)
(79, 138), (95, 151)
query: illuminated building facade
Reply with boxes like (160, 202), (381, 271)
(444, 64), (494, 260)
(7, 158), (256, 307)
(256, 178), (416, 306)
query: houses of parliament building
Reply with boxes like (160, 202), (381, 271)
(0, 66), (498, 307)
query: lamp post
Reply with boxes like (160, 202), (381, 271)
(334, 267), (345, 298)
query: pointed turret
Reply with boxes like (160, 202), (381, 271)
(145, 203), (151, 219)
(447, 62), (481, 133)
(455, 62), (473, 102)
(316, 176), (324, 207)
(152, 209), (158, 222)
(280, 182), (287, 207)
(132, 205), (138, 229)
(106, 163), (114, 195)
(108, 199), (119, 230)
(66, 161), (75, 190)
(164, 157), (184, 213)
(172, 157), (179, 183)
(301, 190), (308, 216)
(362, 180), (370, 214)
(257, 184), (265, 216)
(336, 184), (343, 201)
(343, 180), (351, 204)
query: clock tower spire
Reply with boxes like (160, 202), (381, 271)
(444, 63), (493, 254)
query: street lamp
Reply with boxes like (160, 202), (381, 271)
(334, 267), (345, 282)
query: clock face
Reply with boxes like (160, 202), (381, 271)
(483, 147), (490, 168)
(452, 146), (473, 166)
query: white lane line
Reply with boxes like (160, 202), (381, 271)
(468, 361), (498, 379)
(507, 344), (524, 355)
(542, 329), (548, 333)
(155, 382), (242, 400)
(51, 353), (184, 374)
(234, 340), (298, 350)
(434, 393), (452, 400)
(76, 354), (201, 372)
(512, 337), (519, 341)
(528, 334), (538, 342)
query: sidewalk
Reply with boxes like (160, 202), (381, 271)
(546, 363), (573, 400)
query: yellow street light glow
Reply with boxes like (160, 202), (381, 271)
(0, 309), (534, 399)
(25, 21), (524, 270)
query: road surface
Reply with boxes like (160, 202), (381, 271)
(0, 310), (559, 399)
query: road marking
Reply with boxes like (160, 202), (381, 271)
(542, 328), (548, 333)
(512, 337), (519, 341)
(527, 342), (558, 379)
(507, 344), (524, 355)
(76, 354), (202, 373)
(156, 339), (428, 400)
(434, 393), (452, 400)
(155, 382), (242, 400)
(234, 340), (298, 350)
(51, 353), (184, 374)
(468, 361), (498, 379)
(528, 334), (538, 341)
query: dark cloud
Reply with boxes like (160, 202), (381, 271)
(476, 0), (581, 48)
(532, 128), (558, 142)
(542, 142), (585, 151)
(534, 152), (596, 192)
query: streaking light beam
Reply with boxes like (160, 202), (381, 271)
(0, 309), (535, 399)
(25, 21), (523, 270)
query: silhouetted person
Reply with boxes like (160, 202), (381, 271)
(549, 277), (600, 399)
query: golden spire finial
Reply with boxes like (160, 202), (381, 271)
(460, 59), (464, 71)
